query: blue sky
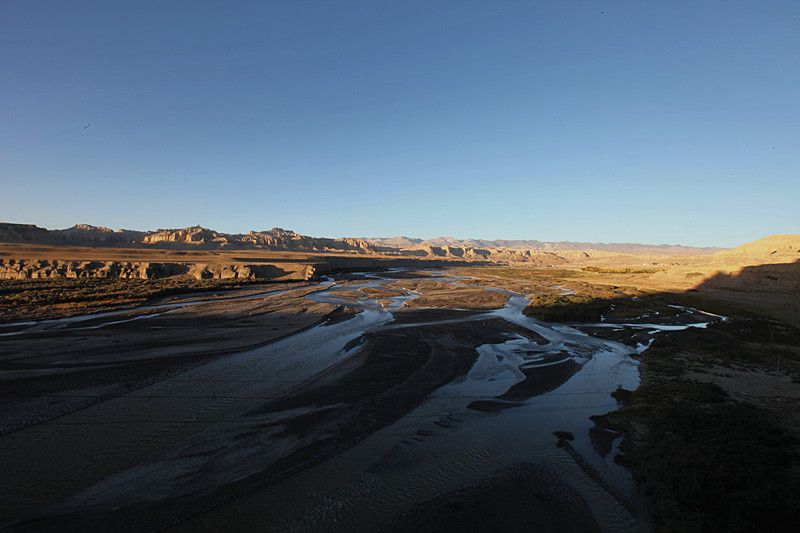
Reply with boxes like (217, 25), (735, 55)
(1, 1), (798, 247)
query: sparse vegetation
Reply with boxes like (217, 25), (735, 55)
(594, 320), (800, 532)
(459, 265), (800, 531)
(0, 276), (271, 322)
(581, 266), (663, 274)
(5, 263), (798, 531)
(451, 266), (584, 285)
(523, 293), (609, 322)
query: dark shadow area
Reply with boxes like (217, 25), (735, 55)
(693, 257), (800, 327)
(7, 316), (545, 531)
(468, 354), (581, 412)
(3, 262), (799, 532)
(517, 262), (800, 533)
(0, 288), (347, 436)
(379, 463), (601, 533)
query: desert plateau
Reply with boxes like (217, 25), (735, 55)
(0, 223), (798, 532)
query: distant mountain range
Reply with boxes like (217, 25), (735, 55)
(0, 223), (375, 253)
(364, 236), (725, 256)
(0, 223), (728, 257)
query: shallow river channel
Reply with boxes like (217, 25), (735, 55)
(191, 271), (646, 531)
(2, 269), (719, 532)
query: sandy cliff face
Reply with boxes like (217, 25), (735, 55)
(240, 229), (377, 253)
(142, 226), (223, 245)
(0, 259), (181, 280)
(0, 258), (316, 281)
(387, 244), (621, 266)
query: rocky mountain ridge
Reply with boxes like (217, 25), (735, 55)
(1, 223), (797, 284)
(0, 223), (378, 254)
(1, 223), (724, 257)
(365, 235), (725, 255)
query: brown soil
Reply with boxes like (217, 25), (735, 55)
(386, 279), (511, 309)
(0, 242), (351, 264)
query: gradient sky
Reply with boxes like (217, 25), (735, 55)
(1, 1), (798, 247)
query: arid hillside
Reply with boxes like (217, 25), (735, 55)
(0, 223), (721, 266)
(712, 234), (800, 264)
(366, 235), (725, 255)
(1, 224), (797, 308)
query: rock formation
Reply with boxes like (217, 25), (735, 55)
(141, 226), (222, 245)
(2, 223), (795, 283)
(0, 258), (315, 281)
(0, 223), (52, 243)
(0, 223), (724, 258)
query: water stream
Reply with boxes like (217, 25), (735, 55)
(3, 269), (720, 531)
(170, 270), (718, 532)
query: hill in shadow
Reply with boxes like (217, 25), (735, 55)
(691, 257), (800, 326)
(515, 257), (800, 533)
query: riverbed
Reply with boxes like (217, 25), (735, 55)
(0, 269), (719, 531)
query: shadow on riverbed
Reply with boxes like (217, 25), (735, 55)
(9, 316), (570, 531)
(5, 265), (800, 533)
(468, 355), (582, 412)
(523, 279), (800, 533)
(0, 294), (352, 435)
(380, 463), (601, 533)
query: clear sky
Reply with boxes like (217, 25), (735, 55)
(1, 1), (798, 247)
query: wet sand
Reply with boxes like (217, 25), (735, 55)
(0, 284), (348, 434)
(380, 463), (602, 533)
(8, 316), (550, 531)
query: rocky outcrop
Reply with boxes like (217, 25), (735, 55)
(52, 225), (145, 243)
(142, 226), (226, 245)
(0, 222), (729, 259)
(387, 244), (604, 265)
(239, 228), (377, 253)
(0, 223), (52, 243)
(0, 259), (317, 281)
(0, 259), (174, 280)
(0, 223), (379, 254)
(185, 263), (316, 281)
